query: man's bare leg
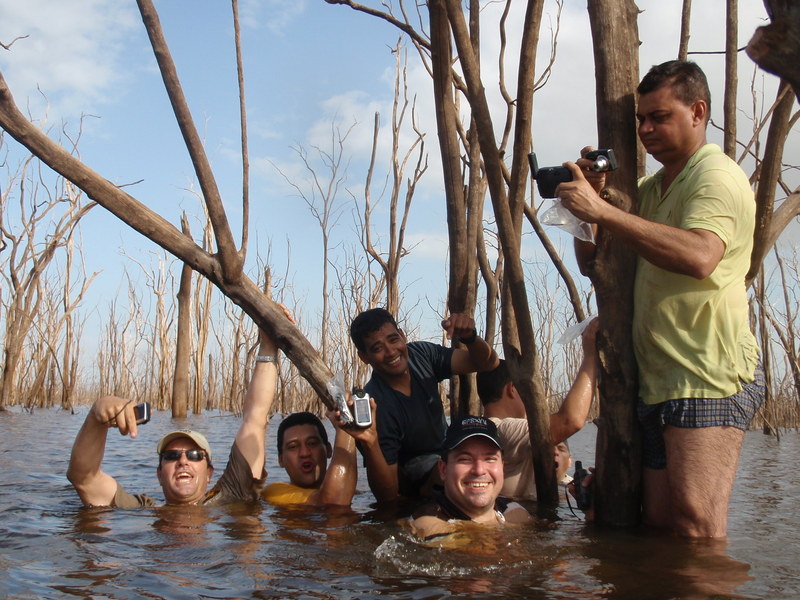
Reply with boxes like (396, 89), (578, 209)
(663, 425), (744, 537)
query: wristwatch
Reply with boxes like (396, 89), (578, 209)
(256, 355), (277, 363)
(458, 328), (478, 345)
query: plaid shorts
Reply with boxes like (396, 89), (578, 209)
(638, 363), (765, 470)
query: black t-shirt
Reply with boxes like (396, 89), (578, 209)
(364, 341), (453, 467)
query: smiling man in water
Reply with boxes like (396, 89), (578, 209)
(349, 308), (499, 503)
(409, 416), (530, 541)
(67, 309), (290, 508)
(259, 408), (368, 506)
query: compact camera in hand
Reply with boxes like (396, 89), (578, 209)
(573, 460), (592, 511)
(350, 389), (373, 428)
(336, 388), (373, 428)
(528, 149), (618, 198)
(133, 401), (151, 425)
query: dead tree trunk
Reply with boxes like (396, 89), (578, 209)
(586, 0), (642, 528)
(442, 0), (558, 507)
(430, 0), (482, 416)
(747, 0), (800, 102)
(0, 1), (337, 408)
(171, 213), (193, 417)
(746, 81), (797, 286)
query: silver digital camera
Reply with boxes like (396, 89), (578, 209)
(350, 388), (373, 428)
(133, 401), (151, 425)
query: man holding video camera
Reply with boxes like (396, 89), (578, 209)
(556, 60), (764, 538)
(67, 309), (291, 508)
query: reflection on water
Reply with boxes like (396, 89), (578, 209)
(0, 407), (797, 599)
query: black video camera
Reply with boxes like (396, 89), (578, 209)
(528, 149), (618, 198)
(572, 460), (592, 511)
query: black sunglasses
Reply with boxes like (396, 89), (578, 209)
(160, 449), (207, 462)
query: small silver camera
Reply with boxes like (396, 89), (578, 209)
(134, 401), (151, 425)
(350, 389), (373, 428)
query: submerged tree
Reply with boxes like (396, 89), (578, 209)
(324, 0), (799, 526)
(0, 0), (337, 411)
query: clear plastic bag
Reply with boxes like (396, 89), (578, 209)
(326, 372), (353, 425)
(541, 199), (595, 243)
(557, 315), (597, 345)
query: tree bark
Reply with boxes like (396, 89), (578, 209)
(586, 0), (642, 528)
(746, 0), (800, 102)
(746, 81), (796, 286)
(724, 0), (738, 157)
(172, 214), (193, 417)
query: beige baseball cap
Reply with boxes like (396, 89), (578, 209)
(157, 430), (213, 465)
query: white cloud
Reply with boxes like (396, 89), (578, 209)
(0, 0), (140, 118)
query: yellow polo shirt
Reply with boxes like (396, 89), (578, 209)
(634, 144), (759, 403)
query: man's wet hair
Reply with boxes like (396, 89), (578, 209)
(349, 308), (399, 353)
(638, 59), (711, 120)
(276, 412), (329, 455)
(476, 359), (510, 407)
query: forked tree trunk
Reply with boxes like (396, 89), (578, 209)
(430, 0), (481, 416)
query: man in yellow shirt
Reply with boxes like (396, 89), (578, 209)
(557, 60), (764, 538)
(261, 406), (371, 507)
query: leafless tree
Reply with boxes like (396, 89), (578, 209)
(0, 155), (95, 408)
(172, 213), (193, 416)
(271, 122), (352, 365)
(356, 41), (427, 318)
(0, 0), (337, 408)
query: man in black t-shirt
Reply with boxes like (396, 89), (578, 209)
(349, 308), (499, 502)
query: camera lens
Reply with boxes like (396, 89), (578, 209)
(591, 156), (610, 172)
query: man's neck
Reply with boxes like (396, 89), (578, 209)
(660, 138), (707, 191)
(376, 369), (412, 396)
(439, 488), (498, 523)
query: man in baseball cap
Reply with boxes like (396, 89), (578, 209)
(68, 307), (293, 508)
(409, 415), (531, 542)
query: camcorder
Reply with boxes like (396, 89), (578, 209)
(528, 149), (618, 198)
(335, 388), (373, 429)
(573, 460), (592, 511)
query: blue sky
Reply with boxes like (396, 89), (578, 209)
(0, 1), (792, 349)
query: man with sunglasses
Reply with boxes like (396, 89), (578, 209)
(67, 311), (288, 508)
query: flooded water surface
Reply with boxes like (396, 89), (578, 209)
(1, 407), (798, 599)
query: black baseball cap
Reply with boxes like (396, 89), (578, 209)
(444, 415), (503, 452)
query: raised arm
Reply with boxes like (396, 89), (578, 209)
(444, 314), (499, 375)
(550, 318), (599, 444)
(309, 405), (362, 506)
(234, 306), (292, 478)
(67, 395), (140, 506)
(352, 398), (400, 502)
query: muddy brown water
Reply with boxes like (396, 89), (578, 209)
(1, 407), (797, 599)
